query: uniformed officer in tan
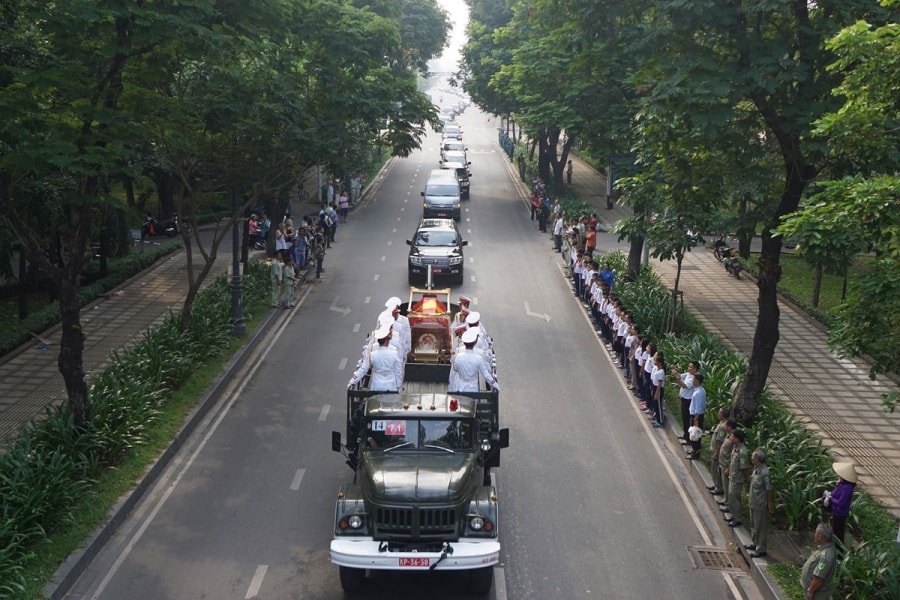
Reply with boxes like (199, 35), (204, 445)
(800, 524), (837, 600)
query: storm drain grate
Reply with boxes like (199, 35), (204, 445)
(687, 546), (742, 571)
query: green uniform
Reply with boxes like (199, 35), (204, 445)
(728, 443), (750, 518)
(719, 434), (734, 501)
(800, 542), (836, 599)
(710, 422), (727, 491)
(270, 260), (283, 306)
(749, 464), (772, 552)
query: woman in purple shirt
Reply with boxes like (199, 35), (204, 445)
(825, 461), (857, 547)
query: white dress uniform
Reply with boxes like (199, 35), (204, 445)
(349, 324), (403, 391)
(451, 329), (498, 392)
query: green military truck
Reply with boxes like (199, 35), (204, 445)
(330, 288), (508, 594)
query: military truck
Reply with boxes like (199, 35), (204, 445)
(330, 288), (508, 594)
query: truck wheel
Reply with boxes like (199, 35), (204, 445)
(339, 566), (364, 592)
(468, 567), (493, 595)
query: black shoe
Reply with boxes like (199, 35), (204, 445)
(728, 520), (742, 528)
(743, 544), (756, 550)
(706, 485), (716, 491)
(687, 453), (699, 460)
(719, 507), (730, 512)
(712, 490), (725, 496)
(749, 551), (766, 558)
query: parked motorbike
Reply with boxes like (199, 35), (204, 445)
(142, 212), (179, 238)
(713, 235), (743, 279)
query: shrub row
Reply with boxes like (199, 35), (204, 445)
(598, 250), (899, 599)
(0, 259), (268, 595)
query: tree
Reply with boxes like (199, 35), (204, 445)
(628, 0), (887, 425)
(777, 3), (900, 411)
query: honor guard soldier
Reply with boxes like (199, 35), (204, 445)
(348, 323), (402, 391)
(448, 323), (469, 392)
(453, 295), (472, 327)
(384, 297), (412, 360)
(451, 328), (499, 393)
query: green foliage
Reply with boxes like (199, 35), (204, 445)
(0, 259), (269, 593)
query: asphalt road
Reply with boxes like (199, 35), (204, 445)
(61, 104), (754, 600)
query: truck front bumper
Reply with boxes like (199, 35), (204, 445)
(331, 538), (500, 571)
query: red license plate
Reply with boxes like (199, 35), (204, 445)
(399, 557), (430, 567)
(432, 268), (442, 273)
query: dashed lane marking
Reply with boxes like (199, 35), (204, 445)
(319, 405), (330, 422)
(245, 565), (267, 599)
(289, 468), (306, 491)
(338, 358), (347, 370)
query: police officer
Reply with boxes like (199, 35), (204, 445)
(800, 524), (837, 600)
(348, 323), (402, 391)
(725, 428), (750, 527)
(451, 329), (498, 393)
(716, 419), (737, 512)
(746, 448), (773, 558)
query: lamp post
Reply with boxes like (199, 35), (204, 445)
(230, 185), (246, 335)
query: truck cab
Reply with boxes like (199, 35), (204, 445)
(331, 391), (508, 594)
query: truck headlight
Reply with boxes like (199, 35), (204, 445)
(348, 515), (363, 529)
(467, 513), (495, 535)
(338, 512), (368, 532)
(470, 516), (484, 530)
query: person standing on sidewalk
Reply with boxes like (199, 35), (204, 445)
(281, 253), (298, 308)
(800, 524), (837, 600)
(584, 226), (597, 257)
(824, 461), (858, 548)
(672, 361), (699, 443)
(687, 373), (706, 459)
(314, 226), (326, 279)
(717, 419), (737, 512)
(725, 428), (750, 527)
(553, 212), (564, 252)
(566, 159), (573, 185)
(707, 408), (728, 495)
(270, 250), (284, 308)
(746, 448), (773, 557)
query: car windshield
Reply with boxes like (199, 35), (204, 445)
(415, 230), (458, 246)
(444, 126), (461, 135)
(426, 184), (459, 196)
(365, 418), (473, 451)
(443, 142), (463, 151)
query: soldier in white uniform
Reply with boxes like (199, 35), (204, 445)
(451, 328), (499, 393)
(384, 297), (411, 360)
(447, 323), (469, 392)
(453, 295), (472, 327)
(348, 323), (403, 391)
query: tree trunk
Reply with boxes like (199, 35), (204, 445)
(18, 250), (28, 320)
(626, 236), (644, 281)
(124, 177), (135, 207)
(57, 275), (90, 425)
(732, 162), (812, 426)
(811, 263), (822, 307)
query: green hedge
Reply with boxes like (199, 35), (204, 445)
(0, 259), (268, 595)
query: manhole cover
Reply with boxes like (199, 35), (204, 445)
(687, 546), (742, 571)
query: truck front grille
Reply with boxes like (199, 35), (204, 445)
(375, 506), (457, 537)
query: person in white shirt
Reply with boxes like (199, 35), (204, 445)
(348, 323), (403, 391)
(384, 297), (411, 361)
(553, 213), (564, 252)
(672, 360), (700, 444)
(451, 328), (498, 393)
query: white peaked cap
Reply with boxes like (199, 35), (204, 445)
(373, 323), (392, 340)
(385, 296), (402, 309)
(377, 310), (395, 327)
(465, 311), (480, 325)
(461, 328), (478, 344)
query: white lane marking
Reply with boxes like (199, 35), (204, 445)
(469, 257), (474, 263)
(397, 217), (401, 221)
(566, 262), (714, 546)
(329, 297), (351, 316)
(338, 358), (347, 370)
(319, 405), (330, 421)
(494, 566), (508, 600)
(364, 296), (371, 304)
(470, 275), (476, 282)
(87, 283), (317, 599)
(245, 565), (268, 599)
(387, 240), (392, 246)
(289, 468), (306, 491)
(381, 256), (386, 262)
(722, 572), (741, 599)
(404, 198), (408, 203)
(523, 301), (551, 323)
(374, 274), (380, 281)
(353, 323), (361, 333)
(400, 207), (405, 212)
(467, 229), (472, 234)
(392, 228), (397, 233)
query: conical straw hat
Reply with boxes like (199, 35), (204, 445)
(833, 462), (858, 483)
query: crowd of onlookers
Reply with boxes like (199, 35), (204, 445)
(537, 193), (857, 590)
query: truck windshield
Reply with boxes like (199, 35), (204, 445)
(365, 418), (473, 451)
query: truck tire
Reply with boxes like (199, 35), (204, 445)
(468, 567), (493, 595)
(339, 566), (364, 592)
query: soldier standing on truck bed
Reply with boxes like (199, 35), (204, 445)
(348, 323), (402, 391)
(451, 329), (499, 393)
(384, 297), (412, 363)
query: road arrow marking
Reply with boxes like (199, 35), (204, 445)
(524, 301), (551, 323)
(329, 297), (351, 316)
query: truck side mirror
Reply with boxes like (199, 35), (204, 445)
(498, 428), (509, 449)
(332, 431), (343, 452)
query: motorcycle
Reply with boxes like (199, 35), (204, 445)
(142, 213), (180, 238)
(713, 235), (743, 279)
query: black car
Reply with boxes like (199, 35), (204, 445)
(406, 218), (468, 285)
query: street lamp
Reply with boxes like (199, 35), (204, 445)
(231, 185), (246, 335)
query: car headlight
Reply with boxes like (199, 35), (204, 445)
(410, 255), (424, 266)
(448, 255), (463, 265)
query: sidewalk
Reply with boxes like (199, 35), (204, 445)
(563, 154), (900, 518)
